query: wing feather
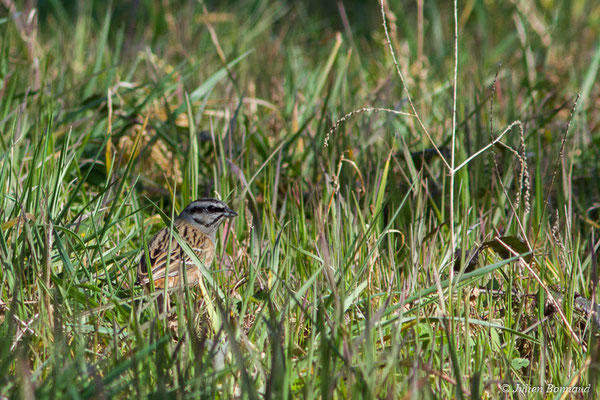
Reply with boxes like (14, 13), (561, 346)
(137, 221), (214, 289)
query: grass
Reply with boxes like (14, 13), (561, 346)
(1, 0), (599, 398)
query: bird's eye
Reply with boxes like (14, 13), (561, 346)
(208, 206), (216, 212)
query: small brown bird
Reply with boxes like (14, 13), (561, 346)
(137, 198), (237, 310)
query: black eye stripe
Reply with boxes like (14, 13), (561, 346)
(189, 204), (225, 214)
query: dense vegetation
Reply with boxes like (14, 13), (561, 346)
(1, 0), (599, 398)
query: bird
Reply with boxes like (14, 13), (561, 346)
(137, 198), (238, 312)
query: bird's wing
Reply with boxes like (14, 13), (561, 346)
(137, 222), (214, 288)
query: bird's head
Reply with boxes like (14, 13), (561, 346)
(178, 198), (237, 238)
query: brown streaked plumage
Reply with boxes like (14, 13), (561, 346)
(137, 198), (237, 308)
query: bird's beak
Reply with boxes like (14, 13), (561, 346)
(224, 208), (238, 218)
